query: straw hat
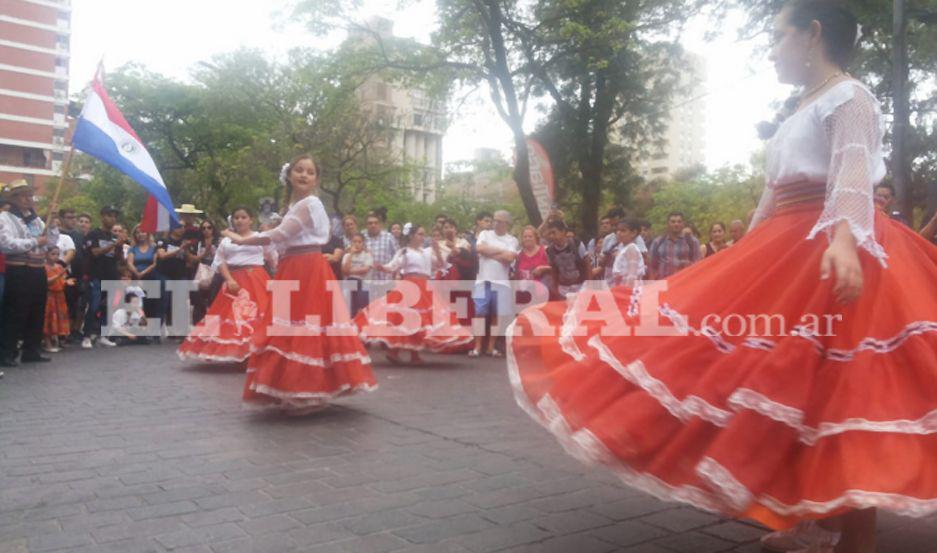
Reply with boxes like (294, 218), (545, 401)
(175, 204), (204, 215)
(5, 179), (33, 196)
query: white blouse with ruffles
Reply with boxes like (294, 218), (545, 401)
(260, 195), (330, 250)
(751, 80), (888, 265)
(214, 234), (277, 268)
(382, 247), (443, 276)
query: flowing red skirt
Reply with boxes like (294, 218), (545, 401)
(354, 274), (474, 353)
(244, 252), (377, 410)
(177, 266), (270, 363)
(508, 204), (937, 529)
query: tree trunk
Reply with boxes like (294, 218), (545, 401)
(512, 130), (540, 226)
(484, 0), (542, 226)
(579, 72), (614, 240)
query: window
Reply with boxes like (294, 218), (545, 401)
(23, 149), (46, 168)
(376, 82), (388, 101)
(413, 113), (424, 127)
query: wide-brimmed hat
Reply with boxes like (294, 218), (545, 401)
(4, 179), (33, 197)
(175, 204), (204, 215)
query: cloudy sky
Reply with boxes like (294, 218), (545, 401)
(68, 0), (793, 172)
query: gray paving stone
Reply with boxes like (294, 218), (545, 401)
(392, 513), (496, 544)
(651, 530), (735, 553)
(4, 345), (937, 553)
(639, 507), (723, 533)
(454, 521), (553, 552)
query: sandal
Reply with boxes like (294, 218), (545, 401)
(468, 350), (481, 358)
(490, 349), (504, 358)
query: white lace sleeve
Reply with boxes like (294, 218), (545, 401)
(807, 85), (888, 266)
(382, 248), (406, 273)
(748, 182), (776, 232)
(260, 197), (324, 244)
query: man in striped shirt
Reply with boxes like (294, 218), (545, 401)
(648, 212), (700, 280)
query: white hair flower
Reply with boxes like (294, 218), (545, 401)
(278, 162), (291, 187)
(402, 222), (413, 236)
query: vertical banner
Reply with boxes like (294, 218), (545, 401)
(526, 138), (555, 222)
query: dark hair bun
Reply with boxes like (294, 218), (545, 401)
(785, 0), (858, 69)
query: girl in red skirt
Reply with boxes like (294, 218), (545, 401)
(355, 223), (473, 364)
(178, 206), (276, 363)
(508, 2), (937, 552)
(222, 155), (377, 412)
(43, 246), (72, 353)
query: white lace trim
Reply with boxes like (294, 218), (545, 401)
(650, 303), (937, 363)
(702, 457), (937, 519)
(558, 295), (587, 362)
(182, 335), (252, 346)
(505, 321), (725, 513)
(250, 345), (372, 368)
(807, 214), (888, 268)
(588, 335), (733, 427)
(507, 320), (937, 519)
(246, 382), (377, 410)
(177, 350), (250, 363)
(362, 334), (473, 352)
(270, 319), (359, 333)
(627, 283), (642, 318)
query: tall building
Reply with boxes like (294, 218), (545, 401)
(634, 54), (706, 181)
(0, 0), (71, 193)
(351, 17), (446, 204)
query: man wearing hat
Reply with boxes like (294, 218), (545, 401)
(175, 204), (203, 234)
(81, 205), (124, 348)
(0, 180), (59, 366)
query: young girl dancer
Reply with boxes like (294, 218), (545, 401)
(355, 223), (473, 364)
(507, 2), (937, 552)
(178, 206), (275, 362)
(223, 155), (377, 412)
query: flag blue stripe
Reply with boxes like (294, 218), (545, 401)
(72, 118), (179, 224)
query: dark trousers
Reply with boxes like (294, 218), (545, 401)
(1, 265), (47, 359)
(83, 279), (106, 338)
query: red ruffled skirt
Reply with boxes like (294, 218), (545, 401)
(177, 266), (270, 363)
(244, 252), (377, 410)
(354, 274), (474, 353)
(508, 204), (937, 530)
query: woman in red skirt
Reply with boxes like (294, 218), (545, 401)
(508, 2), (937, 552)
(178, 206), (275, 363)
(222, 155), (377, 412)
(355, 223), (473, 364)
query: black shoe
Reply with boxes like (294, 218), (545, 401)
(20, 353), (52, 363)
(0, 356), (18, 368)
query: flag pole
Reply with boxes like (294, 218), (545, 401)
(44, 116), (78, 228)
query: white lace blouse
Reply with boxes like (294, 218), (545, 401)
(383, 247), (443, 276)
(260, 195), (330, 250)
(751, 80), (888, 265)
(213, 234), (277, 268)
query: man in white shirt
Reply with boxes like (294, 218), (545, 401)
(471, 210), (519, 358)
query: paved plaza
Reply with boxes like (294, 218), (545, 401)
(0, 344), (933, 553)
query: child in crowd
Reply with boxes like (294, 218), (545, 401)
(341, 233), (373, 317)
(107, 268), (148, 346)
(43, 247), (74, 353)
(545, 220), (588, 299)
(609, 219), (646, 287)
